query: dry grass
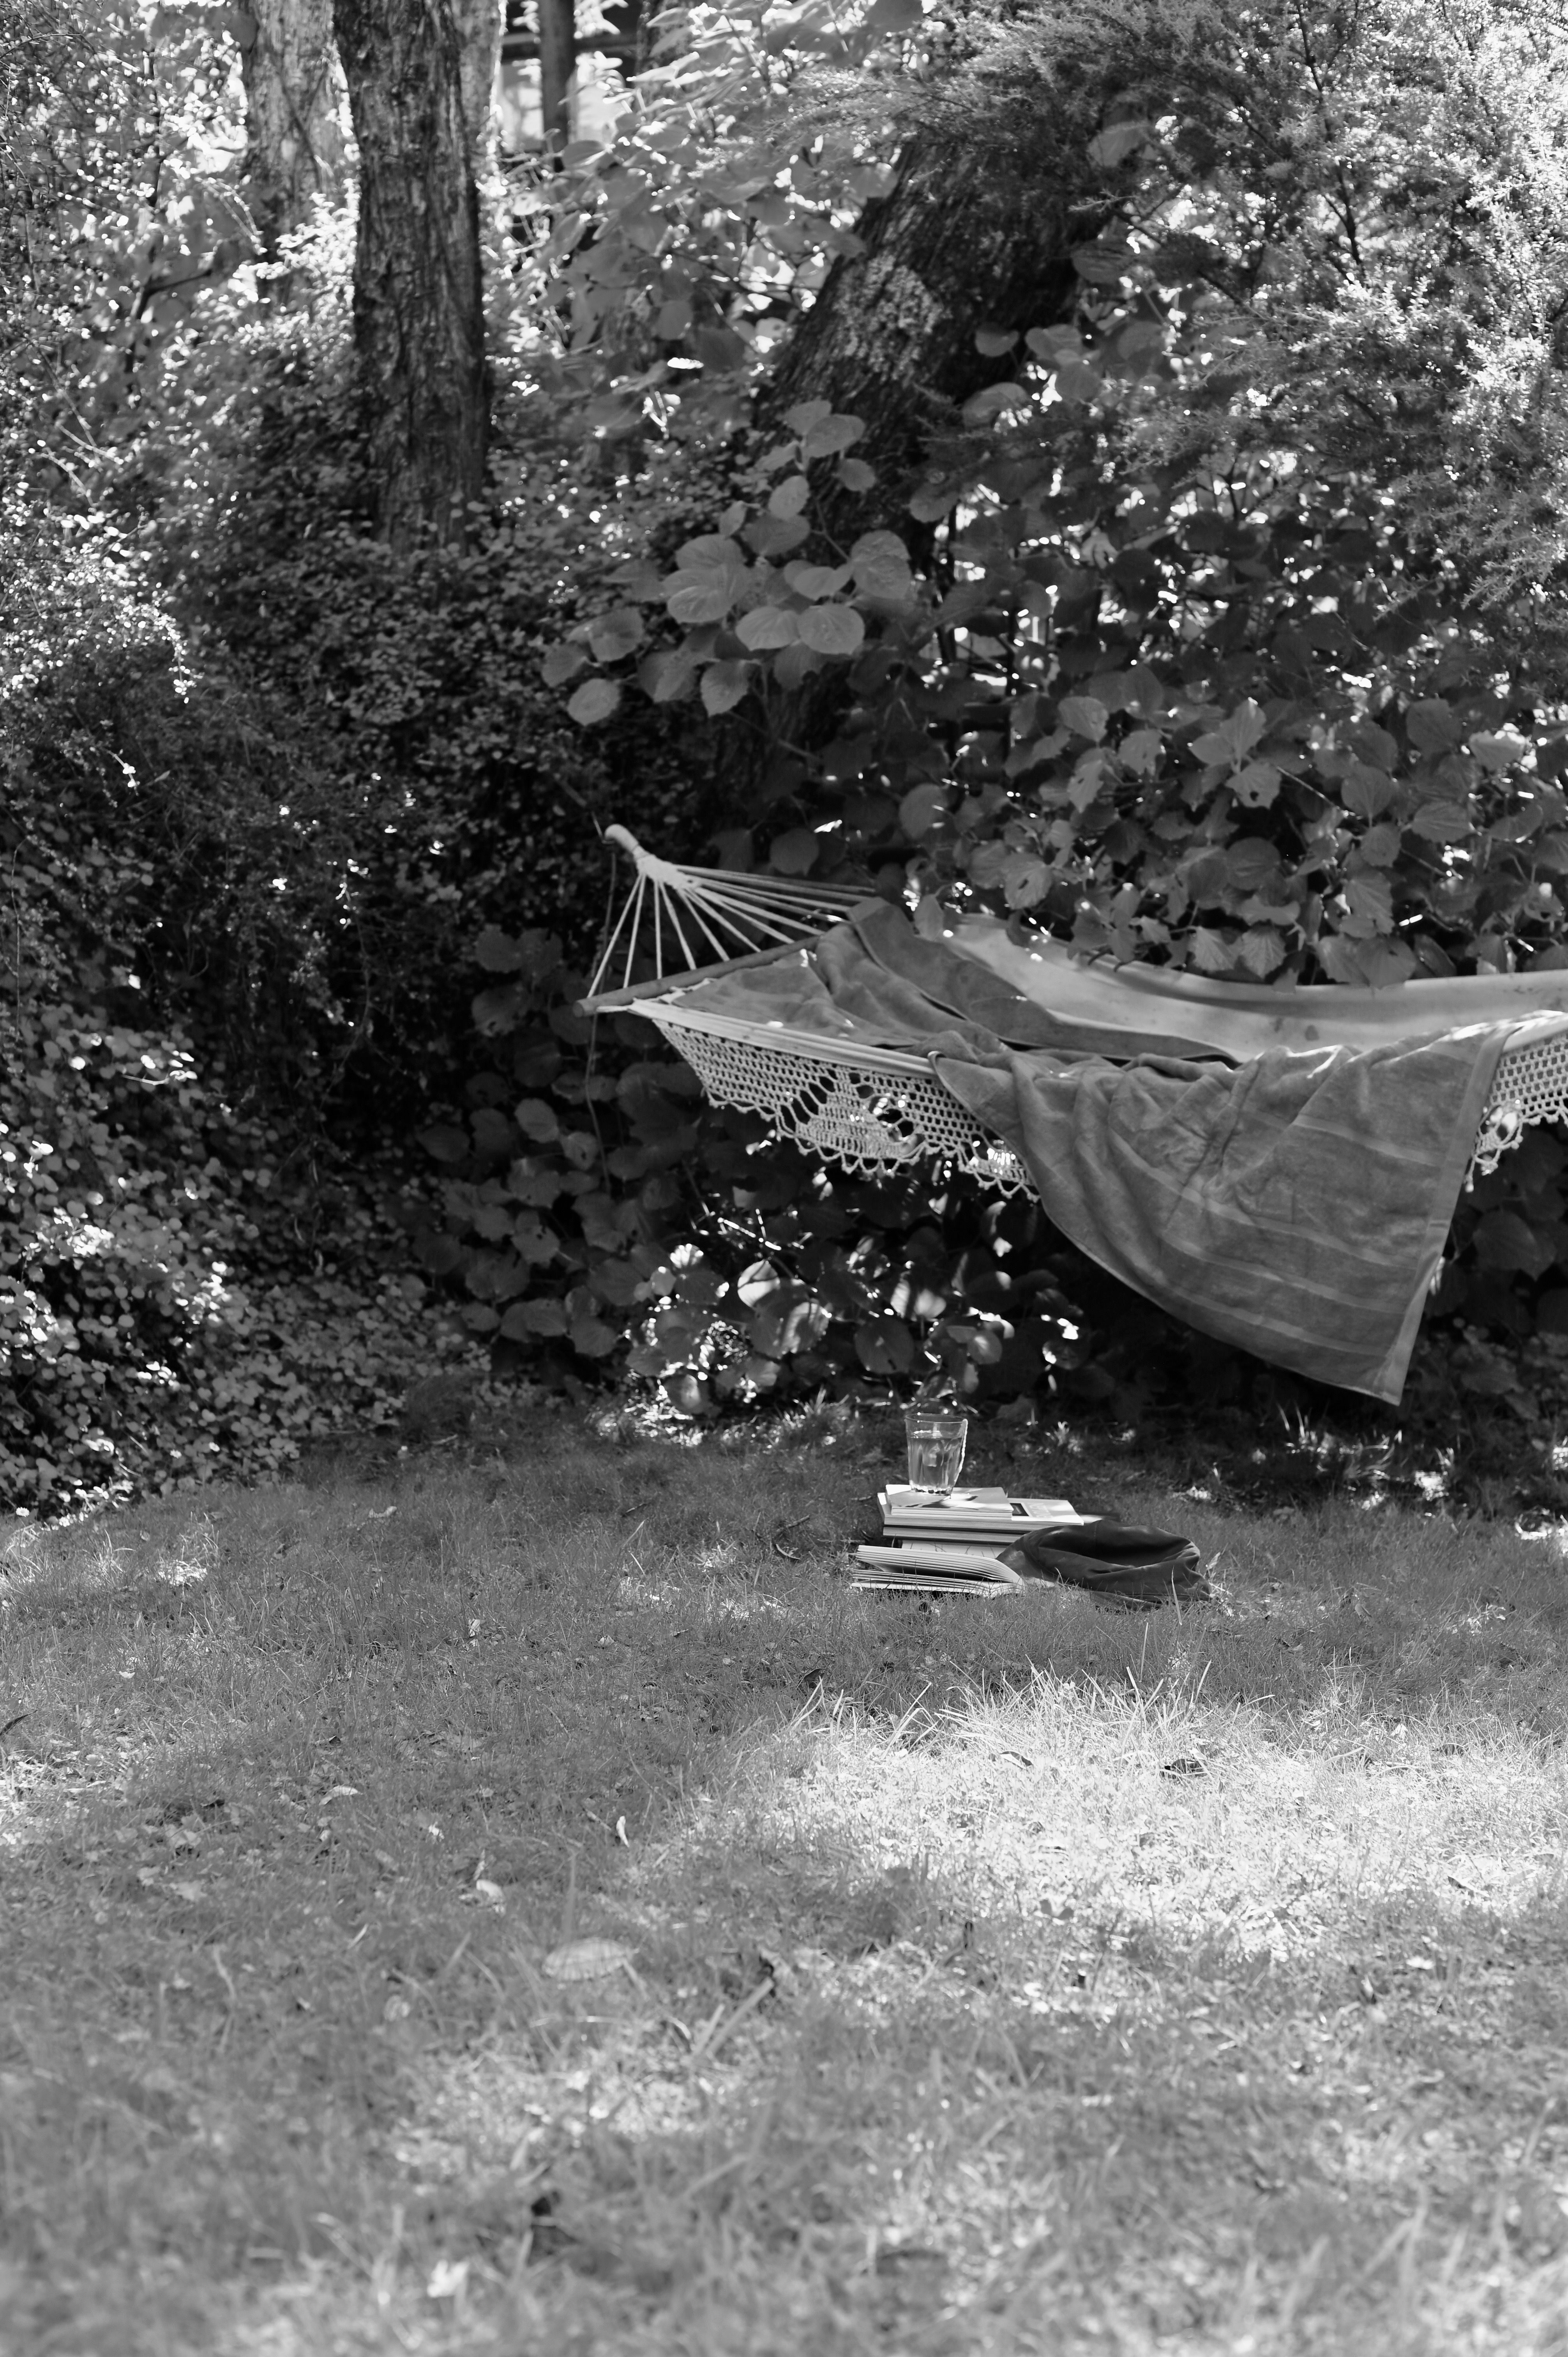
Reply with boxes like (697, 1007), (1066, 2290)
(4, 1422), (1568, 2354)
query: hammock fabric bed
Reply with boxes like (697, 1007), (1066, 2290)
(581, 828), (1568, 1405)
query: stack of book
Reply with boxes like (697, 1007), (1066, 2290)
(853, 1485), (1087, 1595)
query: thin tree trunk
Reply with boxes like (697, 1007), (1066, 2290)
(238, 0), (346, 284)
(538, 0), (576, 150)
(452, 0), (504, 180)
(333, 0), (489, 549)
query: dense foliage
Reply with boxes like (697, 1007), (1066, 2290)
(0, 509), (500, 1511)
(493, 0), (1568, 1417)
(9, 0), (1568, 1511)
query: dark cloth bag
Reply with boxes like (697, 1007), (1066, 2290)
(1001, 1519), (1208, 1608)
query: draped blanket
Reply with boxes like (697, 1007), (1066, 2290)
(666, 903), (1566, 1403)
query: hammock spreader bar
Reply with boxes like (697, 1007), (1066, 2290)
(585, 825), (867, 1003)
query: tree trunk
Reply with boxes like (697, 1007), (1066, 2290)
(333, 0), (489, 549)
(743, 132), (1087, 796)
(238, 0), (347, 279)
(538, 0), (576, 150)
(760, 131), (1083, 555)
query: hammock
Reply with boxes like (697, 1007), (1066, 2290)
(579, 831), (1568, 1401)
(582, 829), (1568, 1189)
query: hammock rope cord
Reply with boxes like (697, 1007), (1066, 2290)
(584, 830), (1568, 1190)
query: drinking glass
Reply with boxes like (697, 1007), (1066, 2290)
(903, 1406), (968, 1493)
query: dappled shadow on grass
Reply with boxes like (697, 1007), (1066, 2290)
(5, 1428), (1568, 2350)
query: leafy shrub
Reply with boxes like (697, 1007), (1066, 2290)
(0, 512), (483, 1514)
(0, 992), (477, 1513)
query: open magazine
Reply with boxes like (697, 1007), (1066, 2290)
(879, 1485), (1085, 1535)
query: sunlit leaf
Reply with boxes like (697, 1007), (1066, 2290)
(541, 643), (588, 686)
(566, 676), (621, 724)
(736, 605), (800, 648)
(665, 575), (736, 625)
(639, 648), (698, 702)
(1190, 700), (1267, 769)
(799, 413), (865, 458)
(585, 606), (646, 663)
(1058, 695), (1108, 742)
(1409, 800), (1472, 843)
(1471, 731), (1531, 772)
(797, 604), (865, 656)
(962, 381), (1028, 424)
(700, 659), (753, 714)
(784, 562), (853, 600)
(1232, 761), (1281, 809)
(743, 512), (812, 557)
(899, 783), (949, 837)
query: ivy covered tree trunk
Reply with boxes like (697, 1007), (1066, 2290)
(238, 0), (347, 279)
(333, 0), (489, 549)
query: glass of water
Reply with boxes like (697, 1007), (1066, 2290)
(903, 1406), (968, 1493)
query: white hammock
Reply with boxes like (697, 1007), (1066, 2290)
(581, 829), (1568, 1189)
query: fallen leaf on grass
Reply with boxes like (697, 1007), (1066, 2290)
(874, 2244), (946, 2275)
(543, 1937), (634, 1982)
(170, 1879), (206, 1903)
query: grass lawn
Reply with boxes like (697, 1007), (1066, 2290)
(5, 1417), (1568, 2355)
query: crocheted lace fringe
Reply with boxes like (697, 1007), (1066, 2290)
(650, 1011), (1567, 1194)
